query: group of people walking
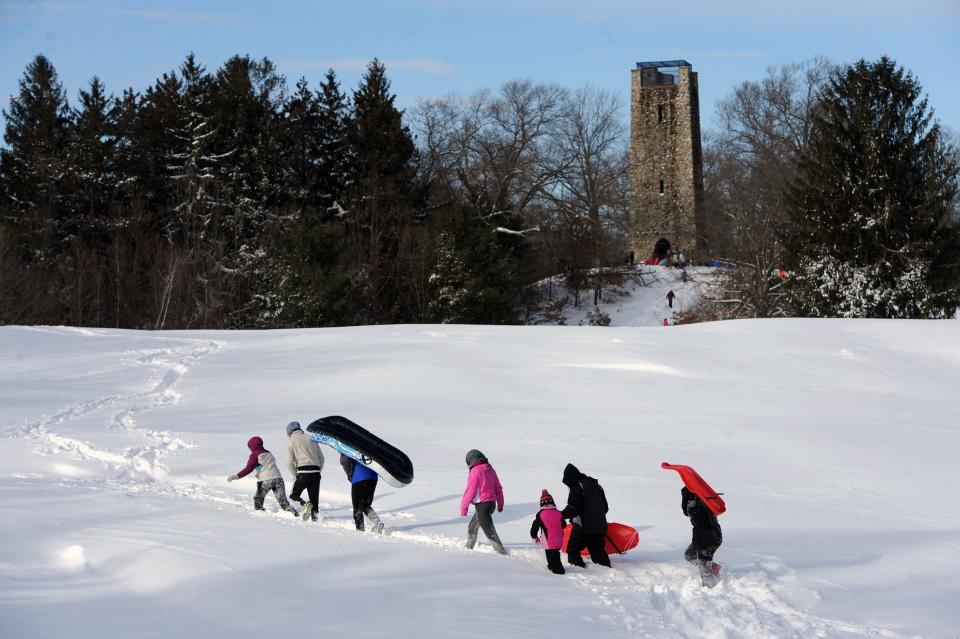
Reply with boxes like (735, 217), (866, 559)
(227, 421), (383, 533)
(228, 432), (722, 587)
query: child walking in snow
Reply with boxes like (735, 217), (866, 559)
(285, 421), (324, 522)
(460, 449), (507, 555)
(340, 454), (384, 534)
(228, 435), (298, 517)
(530, 489), (565, 574)
(681, 486), (722, 588)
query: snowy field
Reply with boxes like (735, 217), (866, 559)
(1, 320), (958, 638)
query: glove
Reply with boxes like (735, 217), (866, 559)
(532, 537), (541, 545)
(227, 474), (238, 482)
(497, 505), (503, 513)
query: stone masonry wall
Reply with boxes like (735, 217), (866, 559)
(629, 65), (704, 260)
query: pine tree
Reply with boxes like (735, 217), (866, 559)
(68, 76), (119, 245)
(786, 57), (960, 318)
(0, 54), (72, 259)
(340, 59), (421, 323)
(316, 68), (351, 215)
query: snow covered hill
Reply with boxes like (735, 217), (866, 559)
(527, 265), (719, 326)
(2, 320), (958, 638)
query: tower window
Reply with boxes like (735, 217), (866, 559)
(657, 105), (664, 122)
(659, 179), (665, 194)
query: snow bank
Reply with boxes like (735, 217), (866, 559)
(1, 320), (957, 638)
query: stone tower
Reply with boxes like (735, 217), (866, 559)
(629, 60), (704, 260)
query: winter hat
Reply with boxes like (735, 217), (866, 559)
(247, 436), (265, 452)
(465, 449), (487, 468)
(286, 421), (302, 437)
(539, 489), (555, 507)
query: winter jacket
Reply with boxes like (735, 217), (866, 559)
(530, 505), (565, 550)
(561, 463), (608, 534)
(460, 461), (505, 516)
(681, 486), (722, 548)
(286, 429), (324, 477)
(340, 454), (378, 484)
(236, 436), (282, 482)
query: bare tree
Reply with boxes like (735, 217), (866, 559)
(415, 80), (567, 233)
(542, 86), (629, 305)
(704, 57), (836, 318)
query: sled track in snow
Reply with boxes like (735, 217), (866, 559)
(4, 329), (918, 639)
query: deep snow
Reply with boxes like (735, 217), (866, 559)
(1, 320), (958, 638)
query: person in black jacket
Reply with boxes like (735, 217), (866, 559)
(561, 463), (610, 568)
(681, 486), (722, 587)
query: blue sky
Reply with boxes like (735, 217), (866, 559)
(2, 0), (959, 133)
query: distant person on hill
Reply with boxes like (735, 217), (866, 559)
(227, 435), (298, 517)
(667, 290), (676, 308)
(681, 486), (722, 588)
(460, 449), (507, 555)
(530, 489), (565, 575)
(561, 463), (610, 568)
(340, 453), (384, 534)
(285, 421), (324, 522)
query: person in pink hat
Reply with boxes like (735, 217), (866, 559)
(530, 489), (565, 575)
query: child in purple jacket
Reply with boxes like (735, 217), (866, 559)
(227, 435), (298, 517)
(530, 489), (565, 574)
(460, 449), (507, 555)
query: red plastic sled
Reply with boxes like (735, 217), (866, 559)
(561, 522), (640, 556)
(661, 462), (726, 516)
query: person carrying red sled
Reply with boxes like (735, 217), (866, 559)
(530, 489), (565, 575)
(681, 486), (722, 587)
(561, 463), (610, 568)
(460, 449), (508, 555)
(227, 435), (298, 517)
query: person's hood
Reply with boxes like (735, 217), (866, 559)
(247, 436), (265, 453)
(562, 463), (582, 487)
(286, 421), (301, 437)
(465, 449), (487, 468)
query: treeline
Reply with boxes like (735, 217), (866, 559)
(0, 54), (630, 328)
(702, 56), (960, 319)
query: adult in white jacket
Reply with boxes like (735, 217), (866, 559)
(285, 421), (324, 521)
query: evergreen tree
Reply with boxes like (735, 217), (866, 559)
(68, 76), (119, 245)
(786, 57), (960, 318)
(316, 68), (351, 214)
(0, 54), (72, 259)
(340, 59), (421, 323)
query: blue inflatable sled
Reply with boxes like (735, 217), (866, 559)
(306, 416), (414, 488)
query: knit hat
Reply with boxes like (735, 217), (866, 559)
(286, 421), (301, 436)
(465, 449), (487, 468)
(539, 489), (555, 507)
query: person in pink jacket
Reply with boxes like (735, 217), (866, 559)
(530, 489), (565, 574)
(460, 449), (507, 555)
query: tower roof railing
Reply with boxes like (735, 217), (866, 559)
(636, 60), (692, 69)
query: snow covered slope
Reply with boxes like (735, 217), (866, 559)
(529, 265), (718, 326)
(1, 321), (958, 638)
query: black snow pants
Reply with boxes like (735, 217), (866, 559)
(465, 501), (507, 554)
(289, 472), (321, 519)
(254, 478), (296, 513)
(351, 479), (381, 531)
(566, 525), (610, 567)
(545, 548), (565, 575)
